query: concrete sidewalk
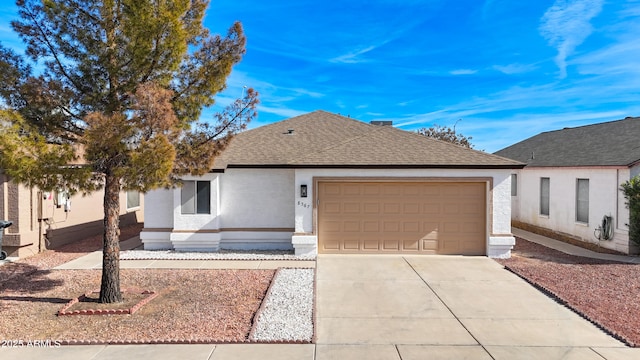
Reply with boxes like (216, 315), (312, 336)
(513, 228), (640, 264)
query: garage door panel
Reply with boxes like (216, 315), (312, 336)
(363, 184), (380, 195)
(423, 203), (440, 214)
(383, 203), (401, 214)
(382, 185), (402, 196)
(363, 203), (380, 214)
(343, 221), (360, 232)
(318, 182), (486, 255)
(402, 221), (420, 232)
(443, 204), (460, 214)
(323, 221), (342, 232)
(343, 239), (360, 250)
(323, 183), (342, 196)
(383, 221), (400, 232)
(382, 239), (400, 251)
(403, 203), (420, 214)
(363, 221), (380, 232)
(343, 184), (361, 195)
(403, 239), (419, 251)
(362, 239), (380, 250)
(324, 202), (341, 214)
(343, 203), (361, 213)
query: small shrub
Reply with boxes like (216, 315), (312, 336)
(621, 175), (640, 247)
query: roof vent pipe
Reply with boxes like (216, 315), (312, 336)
(370, 121), (393, 126)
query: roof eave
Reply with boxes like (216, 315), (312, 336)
(224, 163), (526, 170)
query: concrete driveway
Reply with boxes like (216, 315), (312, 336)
(315, 255), (633, 360)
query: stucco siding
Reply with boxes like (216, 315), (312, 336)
(512, 167), (630, 253)
(220, 169), (295, 229)
(142, 188), (173, 228)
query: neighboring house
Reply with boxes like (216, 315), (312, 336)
(141, 111), (523, 258)
(495, 117), (640, 255)
(0, 171), (144, 259)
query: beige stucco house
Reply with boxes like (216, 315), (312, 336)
(141, 111), (524, 258)
(0, 172), (144, 259)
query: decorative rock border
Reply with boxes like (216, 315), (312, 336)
(58, 289), (158, 316)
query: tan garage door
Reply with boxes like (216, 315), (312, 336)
(318, 182), (486, 255)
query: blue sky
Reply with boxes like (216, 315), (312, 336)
(2, 0), (640, 152)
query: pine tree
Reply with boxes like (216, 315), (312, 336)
(0, 0), (258, 303)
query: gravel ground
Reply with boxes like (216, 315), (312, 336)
(250, 268), (315, 342)
(0, 224), (316, 344)
(121, 249), (316, 261)
(0, 268), (274, 343)
(496, 238), (640, 347)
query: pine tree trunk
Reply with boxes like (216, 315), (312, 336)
(99, 172), (123, 303)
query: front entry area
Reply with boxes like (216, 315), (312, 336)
(317, 181), (486, 255)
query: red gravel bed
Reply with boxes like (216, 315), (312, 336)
(0, 268), (274, 343)
(496, 238), (640, 347)
(0, 225), (279, 344)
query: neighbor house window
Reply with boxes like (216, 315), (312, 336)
(126, 191), (140, 210)
(576, 179), (589, 223)
(540, 177), (550, 216)
(181, 181), (211, 214)
(511, 174), (518, 196)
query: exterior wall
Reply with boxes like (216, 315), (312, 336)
(511, 167), (631, 253)
(141, 169), (295, 251)
(0, 174), (143, 259)
(141, 168), (514, 257)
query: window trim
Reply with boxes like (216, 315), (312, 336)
(576, 178), (589, 224)
(540, 177), (550, 216)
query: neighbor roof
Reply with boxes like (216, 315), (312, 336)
(213, 110), (523, 170)
(494, 117), (640, 167)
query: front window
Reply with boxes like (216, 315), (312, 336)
(576, 179), (589, 223)
(181, 181), (211, 214)
(511, 174), (518, 196)
(540, 177), (550, 216)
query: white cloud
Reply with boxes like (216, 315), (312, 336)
(493, 63), (538, 75)
(450, 69), (477, 75)
(256, 104), (306, 118)
(329, 45), (377, 64)
(539, 0), (604, 78)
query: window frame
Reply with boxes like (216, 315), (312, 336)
(181, 180), (211, 215)
(126, 190), (140, 210)
(511, 174), (518, 196)
(540, 177), (550, 216)
(576, 178), (589, 224)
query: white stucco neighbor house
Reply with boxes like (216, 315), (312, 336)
(495, 116), (640, 255)
(141, 110), (524, 258)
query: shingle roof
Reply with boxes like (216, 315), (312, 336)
(494, 117), (640, 167)
(213, 110), (524, 169)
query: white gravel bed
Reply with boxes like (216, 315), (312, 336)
(250, 268), (314, 342)
(120, 249), (316, 261)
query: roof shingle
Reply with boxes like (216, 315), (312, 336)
(214, 110), (524, 169)
(494, 117), (640, 167)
